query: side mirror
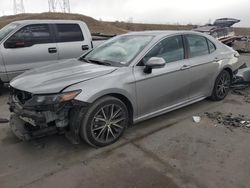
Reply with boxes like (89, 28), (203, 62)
(144, 57), (166, 74)
(4, 36), (33, 49)
(4, 40), (32, 49)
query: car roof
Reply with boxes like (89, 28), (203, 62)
(193, 26), (217, 32)
(124, 30), (207, 37)
(11, 19), (84, 25)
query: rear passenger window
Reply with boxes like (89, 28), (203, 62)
(56, 24), (84, 42)
(142, 35), (184, 64)
(207, 40), (216, 53)
(186, 35), (209, 58)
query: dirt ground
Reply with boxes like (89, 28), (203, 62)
(0, 54), (250, 188)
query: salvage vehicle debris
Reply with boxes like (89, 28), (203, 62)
(231, 89), (250, 103)
(8, 30), (241, 147)
(193, 116), (201, 123)
(233, 35), (250, 53)
(230, 67), (250, 103)
(193, 18), (240, 46)
(241, 36), (250, 42)
(205, 112), (250, 130)
(193, 18), (250, 53)
(233, 40), (250, 53)
(235, 67), (250, 83)
(0, 118), (9, 123)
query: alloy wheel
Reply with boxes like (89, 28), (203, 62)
(91, 104), (125, 144)
(216, 71), (231, 98)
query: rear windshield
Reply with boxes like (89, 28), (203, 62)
(0, 23), (20, 41)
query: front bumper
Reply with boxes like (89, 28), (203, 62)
(8, 92), (82, 141)
(9, 95), (71, 127)
(9, 101), (46, 126)
(9, 114), (58, 141)
(8, 95), (69, 140)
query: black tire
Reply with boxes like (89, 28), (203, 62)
(80, 96), (129, 147)
(210, 70), (231, 101)
(0, 81), (4, 95)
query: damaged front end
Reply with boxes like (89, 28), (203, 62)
(8, 88), (85, 142)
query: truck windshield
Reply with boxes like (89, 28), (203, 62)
(0, 23), (20, 41)
(84, 35), (153, 66)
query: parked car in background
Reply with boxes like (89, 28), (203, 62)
(241, 36), (250, 42)
(0, 20), (95, 90)
(9, 31), (241, 147)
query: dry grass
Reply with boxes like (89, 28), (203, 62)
(105, 21), (193, 31)
(234, 27), (250, 36)
(106, 21), (250, 36)
(0, 12), (128, 34)
(0, 13), (249, 36)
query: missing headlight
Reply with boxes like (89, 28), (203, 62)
(23, 90), (82, 107)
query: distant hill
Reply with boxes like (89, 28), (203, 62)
(0, 12), (128, 34)
(107, 21), (250, 36)
(105, 21), (193, 32)
(0, 12), (249, 36)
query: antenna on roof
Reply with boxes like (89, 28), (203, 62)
(13, 0), (25, 14)
(48, 0), (71, 13)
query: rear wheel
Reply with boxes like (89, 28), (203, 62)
(211, 70), (231, 101)
(80, 96), (129, 147)
(0, 81), (4, 95)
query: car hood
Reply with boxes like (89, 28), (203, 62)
(10, 59), (117, 94)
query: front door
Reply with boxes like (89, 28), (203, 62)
(134, 35), (191, 118)
(1, 24), (58, 81)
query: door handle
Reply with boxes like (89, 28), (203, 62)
(48, 47), (57, 53)
(180, 65), (191, 70)
(82, 45), (89, 51)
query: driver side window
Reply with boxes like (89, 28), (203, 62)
(139, 35), (184, 65)
(4, 24), (53, 49)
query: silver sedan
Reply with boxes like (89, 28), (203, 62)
(9, 31), (241, 147)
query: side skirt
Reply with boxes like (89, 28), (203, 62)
(133, 96), (207, 124)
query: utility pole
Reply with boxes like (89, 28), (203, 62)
(48, 0), (70, 13)
(13, 0), (25, 14)
(48, 0), (56, 12)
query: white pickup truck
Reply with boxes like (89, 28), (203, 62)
(0, 20), (106, 90)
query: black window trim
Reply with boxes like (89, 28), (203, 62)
(53, 23), (84, 43)
(206, 38), (217, 54)
(136, 34), (187, 66)
(4, 23), (56, 49)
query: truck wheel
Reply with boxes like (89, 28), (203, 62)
(210, 70), (231, 101)
(80, 96), (129, 147)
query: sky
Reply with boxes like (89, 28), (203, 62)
(0, 0), (249, 27)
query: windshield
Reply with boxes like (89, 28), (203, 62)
(0, 23), (20, 41)
(85, 35), (153, 66)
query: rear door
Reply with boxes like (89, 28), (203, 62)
(184, 34), (219, 99)
(1, 24), (58, 80)
(54, 23), (90, 60)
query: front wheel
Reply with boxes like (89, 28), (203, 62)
(210, 70), (231, 101)
(80, 96), (129, 147)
